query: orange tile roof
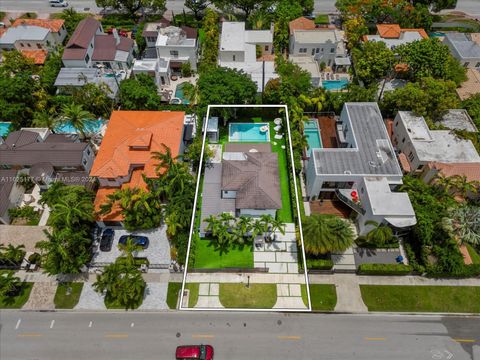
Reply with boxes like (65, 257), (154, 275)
(12, 18), (65, 33)
(90, 110), (185, 179)
(94, 168), (148, 221)
(289, 17), (316, 33)
(375, 24), (428, 39)
(21, 50), (48, 64)
(428, 162), (480, 183)
(376, 24), (401, 38)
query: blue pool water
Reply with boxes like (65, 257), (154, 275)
(175, 82), (190, 105)
(322, 79), (349, 91)
(55, 119), (104, 134)
(429, 32), (446, 37)
(0, 122), (11, 137)
(229, 123), (270, 142)
(304, 120), (322, 156)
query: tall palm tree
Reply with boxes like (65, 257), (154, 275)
(302, 214), (354, 255)
(219, 212), (235, 230)
(33, 111), (58, 132)
(252, 218), (266, 239)
(59, 103), (93, 140)
(151, 143), (178, 175)
(442, 206), (480, 246)
(3, 244), (26, 266)
(50, 198), (94, 229)
(236, 216), (253, 237)
(204, 214), (220, 237)
(118, 237), (143, 267)
(356, 220), (396, 247)
(0, 272), (22, 297)
(270, 218), (286, 236)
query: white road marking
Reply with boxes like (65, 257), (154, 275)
(50, 320), (55, 329)
(88, 321), (93, 328)
(130, 323), (134, 328)
(15, 319), (21, 330)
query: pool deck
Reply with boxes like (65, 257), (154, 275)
(317, 116), (338, 148)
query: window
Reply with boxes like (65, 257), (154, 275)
(476, 62), (480, 67)
(395, 121), (398, 127)
(311, 48), (315, 55)
(402, 137), (405, 143)
(36, 43), (42, 49)
(20, 43), (24, 47)
(90, 43), (93, 49)
(27, 43), (31, 47)
(83, 159), (87, 166)
(315, 48), (320, 53)
(265, 45), (269, 51)
(233, 54), (236, 61)
(330, 48), (335, 53)
(170, 50), (179, 57)
(85, 53), (90, 63)
(464, 62), (469, 67)
(321, 48), (324, 52)
(46, 40), (51, 47)
(87, 149), (91, 156)
(408, 152), (415, 162)
(299, 48), (307, 53)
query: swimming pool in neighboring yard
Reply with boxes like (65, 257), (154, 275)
(304, 120), (322, 156)
(174, 82), (191, 105)
(55, 119), (105, 134)
(229, 122), (270, 142)
(0, 122), (11, 137)
(322, 79), (349, 91)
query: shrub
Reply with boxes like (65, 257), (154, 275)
(306, 258), (333, 270)
(28, 253), (41, 265)
(358, 263), (413, 275)
(8, 206), (40, 225)
(426, 264), (480, 278)
(181, 62), (192, 77)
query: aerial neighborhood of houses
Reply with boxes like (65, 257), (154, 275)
(0, 0), (479, 315)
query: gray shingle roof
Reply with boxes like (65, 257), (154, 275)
(313, 103), (402, 176)
(445, 32), (480, 59)
(222, 152), (282, 209)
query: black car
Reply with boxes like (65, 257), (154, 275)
(118, 235), (149, 249)
(99, 228), (114, 252)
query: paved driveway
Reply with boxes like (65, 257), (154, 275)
(91, 226), (170, 266)
(353, 247), (401, 266)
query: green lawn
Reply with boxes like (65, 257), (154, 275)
(0, 282), (33, 309)
(301, 284), (337, 311)
(219, 283), (277, 308)
(186, 283), (199, 308)
(466, 244), (480, 264)
(361, 285), (480, 313)
(167, 282), (182, 309)
(315, 14), (329, 24)
(54, 282), (83, 309)
(194, 239), (253, 269)
(269, 122), (293, 223)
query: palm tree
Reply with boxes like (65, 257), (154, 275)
(251, 218), (266, 239)
(219, 212), (235, 231)
(236, 216), (253, 238)
(182, 82), (199, 106)
(33, 111), (58, 132)
(356, 220), (396, 247)
(442, 206), (480, 246)
(451, 175), (478, 199)
(0, 272), (22, 297)
(151, 143), (179, 175)
(118, 237), (143, 267)
(50, 198), (94, 229)
(59, 103), (93, 140)
(204, 215), (220, 237)
(302, 214), (354, 255)
(3, 244), (26, 266)
(269, 218), (286, 236)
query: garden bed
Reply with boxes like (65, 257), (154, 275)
(219, 283), (277, 308)
(360, 285), (480, 313)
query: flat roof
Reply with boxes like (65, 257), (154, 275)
(293, 29), (339, 44)
(313, 103), (402, 176)
(439, 109), (478, 133)
(445, 32), (480, 59)
(220, 22), (245, 51)
(363, 177), (415, 217)
(0, 25), (49, 44)
(245, 29), (272, 44)
(289, 55), (321, 78)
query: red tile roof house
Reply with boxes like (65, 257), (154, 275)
(90, 111), (185, 225)
(62, 17), (135, 71)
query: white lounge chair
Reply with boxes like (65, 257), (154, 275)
(274, 134), (283, 140)
(274, 125), (282, 132)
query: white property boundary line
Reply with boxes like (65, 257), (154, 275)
(179, 104), (312, 312)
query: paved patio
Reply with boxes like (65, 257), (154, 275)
(22, 281), (57, 310)
(91, 226), (170, 266)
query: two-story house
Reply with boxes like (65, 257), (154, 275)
(288, 17), (350, 71)
(62, 17), (135, 70)
(363, 24), (428, 50)
(90, 111), (185, 225)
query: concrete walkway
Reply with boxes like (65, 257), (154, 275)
(139, 283), (168, 310)
(75, 283), (106, 310)
(195, 283), (223, 308)
(273, 284), (307, 309)
(331, 274), (368, 313)
(22, 281), (57, 310)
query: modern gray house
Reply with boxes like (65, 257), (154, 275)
(443, 32), (480, 68)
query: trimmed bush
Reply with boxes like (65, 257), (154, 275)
(358, 263), (412, 275)
(427, 264), (480, 278)
(306, 258), (333, 270)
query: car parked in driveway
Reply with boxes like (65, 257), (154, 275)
(99, 228), (114, 252)
(118, 235), (149, 249)
(175, 345), (214, 360)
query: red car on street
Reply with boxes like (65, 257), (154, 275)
(175, 345), (214, 360)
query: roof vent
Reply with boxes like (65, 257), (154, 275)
(368, 160), (378, 168)
(344, 170), (351, 175)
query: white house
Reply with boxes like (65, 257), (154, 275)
(155, 26), (198, 72)
(218, 22), (276, 92)
(62, 17), (135, 71)
(305, 103), (415, 235)
(392, 111), (480, 173)
(443, 32), (480, 68)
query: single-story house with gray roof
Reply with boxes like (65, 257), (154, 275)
(443, 32), (480, 68)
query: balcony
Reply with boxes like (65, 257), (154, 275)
(335, 189), (365, 215)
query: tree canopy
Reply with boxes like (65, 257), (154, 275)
(95, 0), (166, 18)
(184, 0), (209, 19)
(119, 73), (161, 110)
(352, 41), (396, 85)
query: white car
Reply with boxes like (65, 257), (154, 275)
(49, 0), (69, 7)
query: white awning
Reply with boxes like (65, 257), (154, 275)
(335, 57), (351, 65)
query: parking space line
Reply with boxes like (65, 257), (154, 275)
(192, 334), (215, 339)
(17, 333), (43, 337)
(105, 333), (129, 339)
(88, 321), (93, 328)
(50, 320), (55, 329)
(131, 323), (134, 328)
(15, 319), (21, 330)
(365, 337), (386, 341)
(277, 336), (301, 340)
(453, 339), (475, 343)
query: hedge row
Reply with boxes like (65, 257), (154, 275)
(306, 259), (334, 270)
(358, 263), (412, 275)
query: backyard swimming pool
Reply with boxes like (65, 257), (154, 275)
(322, 79), (349, 91)
(304, 120), (322, 156)
(229, 123), (270, 142)
(175, 82), (190, 105)
(55, 119), (105, 134)
(0, 122), (11, 137)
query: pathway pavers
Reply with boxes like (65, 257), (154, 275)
(333, 274), (368, 313)
(139, 283), (168, 310)
(273, 283), (306, 309)
(75, 283), (106, 310)
(22, 282), (57, 310)
(194, 283), (223, 308)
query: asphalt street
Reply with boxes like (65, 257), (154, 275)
(0, 311), (479, 360)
